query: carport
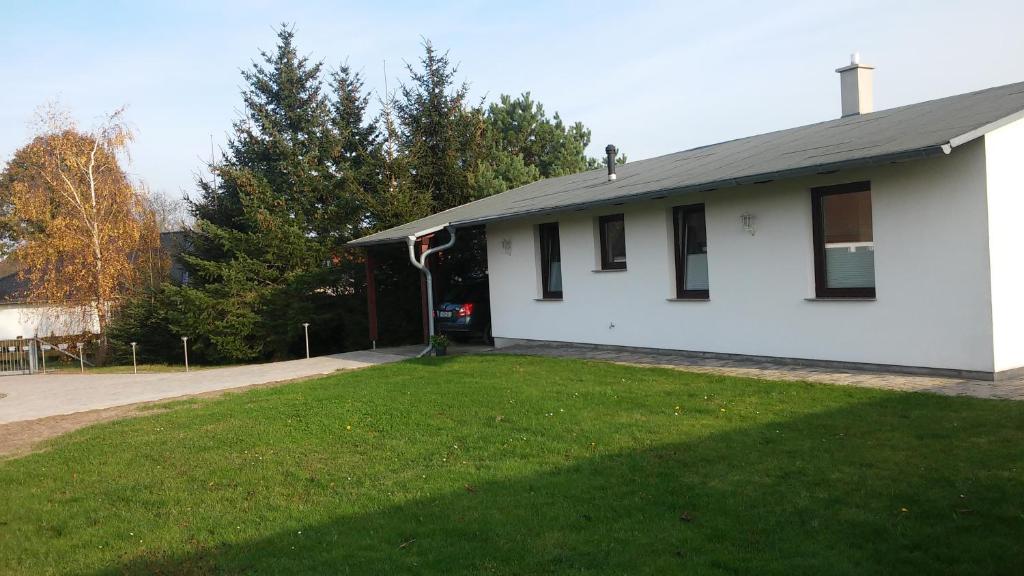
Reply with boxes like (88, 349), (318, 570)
(361, 226), (489, 353)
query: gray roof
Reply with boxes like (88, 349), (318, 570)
(350, 80), (1024, 246)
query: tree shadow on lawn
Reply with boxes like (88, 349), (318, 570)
(91, 390), (1024, 576)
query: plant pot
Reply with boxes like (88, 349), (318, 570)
(434, 346), (448, 357)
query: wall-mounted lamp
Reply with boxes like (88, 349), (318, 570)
(501, 238), (512, 256)
(740, 213), (756, 236)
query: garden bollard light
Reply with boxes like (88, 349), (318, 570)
(40, 341), (46, 373)
(303, 323), (310, 359)
(131, 342), (137, 374)
(181, 336), (189, 372)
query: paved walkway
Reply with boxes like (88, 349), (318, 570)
(0, 349), (414, 425)
(497, 343), (1024, 400)
(3, 339), (1016, 427)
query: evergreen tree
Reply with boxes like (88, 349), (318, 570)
(359, 87), (432, 232)
(484, 92), (596, 178)
(327, 64), (380, 240)
(110, 32), (621, 363)
(174, 25), (369, 361)
(395, 41), (487, 212)
(471, 92), (619, 197)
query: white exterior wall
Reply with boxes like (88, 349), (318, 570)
(984, 118), (1024, 372)
(0, 303), (100, 340)
(486, 139), (997, 372)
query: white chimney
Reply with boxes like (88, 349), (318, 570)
(835, 52), (874, 117)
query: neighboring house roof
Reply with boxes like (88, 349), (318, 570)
(160, 230), (191, 285)
(0, 259), (29, 304)
(160, 230), (187, 253)
(350, 80), (1024, 247)
(0, 231), (191, 303)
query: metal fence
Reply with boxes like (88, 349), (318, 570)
(0, 337), (94, 375)
(0, 338), (37, 375)
(0, 323), (315, 376)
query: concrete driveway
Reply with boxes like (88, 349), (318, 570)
(0, 349), (414, 425)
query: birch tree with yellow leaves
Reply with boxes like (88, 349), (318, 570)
(0, 107), (161, 360)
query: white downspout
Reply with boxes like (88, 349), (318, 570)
(407, 225), (457, 357)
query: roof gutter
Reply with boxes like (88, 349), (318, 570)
(349, 141), (966, 246)
(946, 108), (1024, 150)
(408, 222), (452, 240)
(351, 222), (457, 249)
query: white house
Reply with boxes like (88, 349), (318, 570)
(0, 232), (188, 341)
(0, 261), (100, 340)
(352, 58), (1024, 380)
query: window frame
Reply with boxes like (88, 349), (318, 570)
(597, 213), (627, 270)
(810, 180), (876, 299)
(672, 203), (710, 300)
(538, 222), (563, 299)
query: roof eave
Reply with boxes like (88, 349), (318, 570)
(350, 145), (949, 247)
(947, 108), (1024, 149)
(350, 225), (452, 248)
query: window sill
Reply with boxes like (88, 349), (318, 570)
(592, 268), (627, 273)
(534, 298), (563, 302)
(804, 297), (876, 302)
(666, 298), (710, 302)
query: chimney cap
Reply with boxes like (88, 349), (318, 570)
(836, 51), (874, 73)
(605, 144), (617, 155)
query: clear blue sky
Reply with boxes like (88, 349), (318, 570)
(3, 0), (1024, 201)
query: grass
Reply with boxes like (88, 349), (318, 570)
(0, 355), (1021, 575)
(49, 363), (225, 374)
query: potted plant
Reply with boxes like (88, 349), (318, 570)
(430, 334), (450, 356)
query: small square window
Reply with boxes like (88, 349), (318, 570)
(598, 214), (627, 270)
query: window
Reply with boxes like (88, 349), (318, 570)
(538, 222), (563, 299)
(673, 204), (709, 299)
(811, 181), (875, 298)
(598, 214), (627, 270)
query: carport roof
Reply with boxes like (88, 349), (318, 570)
(349, 80), (1024, 247)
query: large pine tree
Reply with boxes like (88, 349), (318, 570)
(473, 92), (603, 197)
(395, 41), (487, 212)
(176, 26), (374, 362)
(485, 92), (597, 178)
(359, 86), (432, 232)
(110, 31), (618, 363)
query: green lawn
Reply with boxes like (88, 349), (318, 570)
(1, 355), (1022, 575)
(49, 363), (223, 375)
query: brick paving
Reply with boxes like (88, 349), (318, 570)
(496, 343), (1024, 401)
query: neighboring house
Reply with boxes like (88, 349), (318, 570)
(0, 259), (99, 340)
(352, 57), (1024, 380)
(160, 230), (190, 285)
(0, 231), (190, 339)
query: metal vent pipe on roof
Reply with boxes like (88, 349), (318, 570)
(606, 144), (618, 181)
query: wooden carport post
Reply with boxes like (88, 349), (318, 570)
(418, 235), (432, 344)
(365, 250), (379, 349)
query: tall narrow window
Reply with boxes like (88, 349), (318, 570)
(811, 181), (875, 298)
(673, 204), (709, 299)
(538, 222), (563, 299)
(598, 214), (627, 270)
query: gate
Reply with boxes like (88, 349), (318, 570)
(0, 338), (37, 375)
(0, 337), (93, 375)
